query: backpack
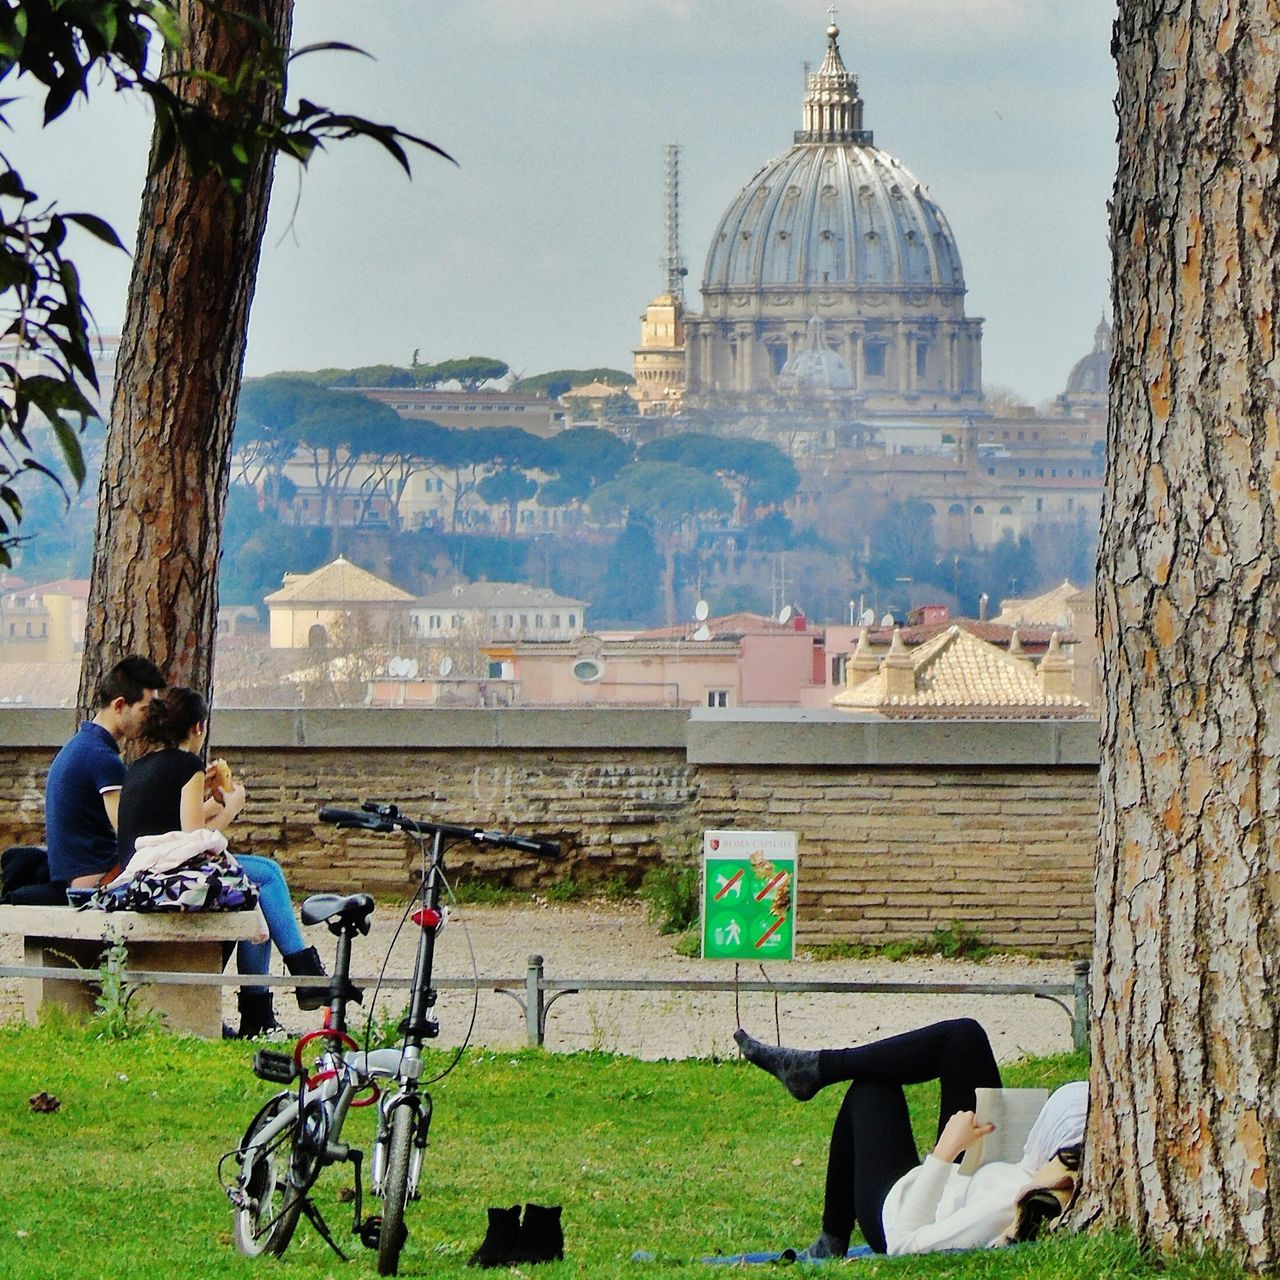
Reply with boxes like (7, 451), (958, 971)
(86, 852), (258, 913)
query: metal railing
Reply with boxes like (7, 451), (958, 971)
(0, 957), (1091, 1051)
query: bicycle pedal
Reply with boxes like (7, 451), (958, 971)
(251, 1049), (298, 1084)
(358, 1216), (383, 1249)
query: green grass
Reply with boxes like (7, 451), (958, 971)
(0, 1021), (1246, 1280)
(805, 923), (1000, 963)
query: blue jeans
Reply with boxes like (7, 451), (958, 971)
(235, 854), (307, 995)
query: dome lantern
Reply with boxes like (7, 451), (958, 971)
(797, 15), (872, 145)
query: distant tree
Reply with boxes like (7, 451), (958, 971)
(331, 364), (415, 388)
(477, 467), (537, 539)
(640, 433), (800, 511)
(425, 356), (510, 391)
(515, 368), (635, 396)
(981, 384), (1032, 416)
(538, 427), (633, 505)
(865, 498), (939, 589)
(588, 461), (733, 624)
(593, 516), (662, 626)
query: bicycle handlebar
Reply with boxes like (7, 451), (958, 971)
(318, 806), (561, 858)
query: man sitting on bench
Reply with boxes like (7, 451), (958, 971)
(45, 656), (166, 891)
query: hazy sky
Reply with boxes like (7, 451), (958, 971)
(14, 1), (1117, 404)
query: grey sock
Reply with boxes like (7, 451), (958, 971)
(805, 1231), (849, 1260)
(733, 1028), (822, 1101)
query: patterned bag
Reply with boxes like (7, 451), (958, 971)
(87, 852), (258, 913)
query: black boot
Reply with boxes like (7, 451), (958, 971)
(511, 1203), (564, 1263)
(237, 990), (285, 1039)
(283, 945), (331, 1010)
(467, 1205), (521, 1268)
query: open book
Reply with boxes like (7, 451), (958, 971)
(958, 1087), (1049, 1174)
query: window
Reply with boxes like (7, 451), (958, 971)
(568, 614), (577, 628)
(1036, 498), (1044, 512)
(707, 690), (730, 708)
(519, 614), (528, 627)
(1035, 468), (1045, 478)
(551, 613), (561, 627)
(948, 503), (964, 515)
(535, 614), (544, 628)
(864, 343), (886, 377)
(973, 505), (985, 515)
(987, 467), (996, 476)
(504, 614), (514, 628)
(429, 614), (442, 632)
(915, 343), (928, 377)
(572, 658), (603, 683)
(831, 655), (848, 685)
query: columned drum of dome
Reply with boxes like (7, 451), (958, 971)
(684, 21), (985, 415)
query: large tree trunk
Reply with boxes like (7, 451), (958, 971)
(1084, 2), (1280, 1265)
(77, 0), (295, 711)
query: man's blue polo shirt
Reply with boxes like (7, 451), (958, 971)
(45, 722), (125, 882)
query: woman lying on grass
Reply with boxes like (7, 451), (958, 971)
(734, 1017), (1088, 1257)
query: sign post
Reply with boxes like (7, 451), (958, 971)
(701, 830), (797, 961)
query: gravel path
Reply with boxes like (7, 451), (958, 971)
(0, 899), (1080, 1061)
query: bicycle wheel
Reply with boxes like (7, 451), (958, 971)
(233, 1093), (306, 1257)
(376, 1103), (415, 1275)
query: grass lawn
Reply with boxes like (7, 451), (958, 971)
(0, 1019), (1247, 1280)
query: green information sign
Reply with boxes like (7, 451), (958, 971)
(701, 829), (798, 961)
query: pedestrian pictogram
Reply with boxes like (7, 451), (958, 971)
(701, 830), (797, 961)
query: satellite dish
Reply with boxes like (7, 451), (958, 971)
(778, 605), (793, 626)
(694, 599), (710, 622)
(388, 656), (407, 678)
(880, 613), (894, 627)
(404, 658), (419, 679)
(859, 608), (876, 627)
(692, 624), (712, 641)
(438, 656), (454, 677)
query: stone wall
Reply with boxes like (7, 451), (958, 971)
(0, 708), (1099, 954)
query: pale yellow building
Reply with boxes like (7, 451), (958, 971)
(263, 556), (414, 650)
(0, 578), (86, 664)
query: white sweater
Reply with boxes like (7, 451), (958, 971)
(881, 1154), (1027, 1255)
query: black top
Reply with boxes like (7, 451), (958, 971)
(116, 748), (205, 863)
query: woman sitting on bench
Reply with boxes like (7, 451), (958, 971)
(734, 1018), (1087, 1257)
(116, 687), (329, 1038)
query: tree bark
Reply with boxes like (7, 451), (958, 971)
(77, 0), (295, 712)
(1084, 1), (1280, 1265)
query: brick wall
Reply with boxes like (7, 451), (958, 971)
(0, 709), (1099, 954)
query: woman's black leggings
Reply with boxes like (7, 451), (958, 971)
(817, 1018), (1001, 1254)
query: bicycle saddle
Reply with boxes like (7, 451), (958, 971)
(300, 892), (376, 935)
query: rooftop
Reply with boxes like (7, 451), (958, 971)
(263, 557), (414, 606)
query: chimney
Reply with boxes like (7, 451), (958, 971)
(882, 628), (916, 701)
(1007, 628), (1033, 667)
(1038, 631), (1074, 701)
(844, 627), (880, 689)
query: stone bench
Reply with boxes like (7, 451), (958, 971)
(0, 904), (268, 1037)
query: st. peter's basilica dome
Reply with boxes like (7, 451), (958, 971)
(683, 21), (984, 414)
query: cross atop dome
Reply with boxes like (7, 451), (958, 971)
(797, 13), (872, 145)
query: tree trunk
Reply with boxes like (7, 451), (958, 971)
(77, 0), (295, 712)
(1083, 2), (1280, 1265)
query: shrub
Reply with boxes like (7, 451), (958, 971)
(640, 852), (701, 935)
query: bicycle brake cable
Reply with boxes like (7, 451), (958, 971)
(418, 864), (480, 1087)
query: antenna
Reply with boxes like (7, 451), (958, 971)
(664, 144), (687, 302)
